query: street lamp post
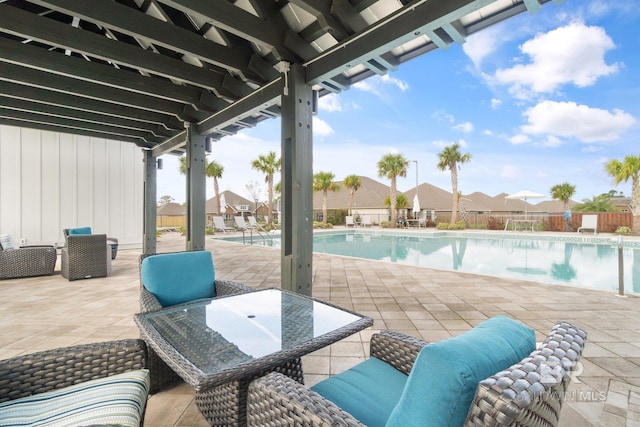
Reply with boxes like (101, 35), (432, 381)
(413, 160), (418, 219)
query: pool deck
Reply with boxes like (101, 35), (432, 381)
(1, 229), (639, 426)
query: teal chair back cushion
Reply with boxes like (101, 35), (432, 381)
(141, 251), (216, 307)
(68, 227), (92, 235)
(311, 357), (408, 427)
(386, 315), (536, 427)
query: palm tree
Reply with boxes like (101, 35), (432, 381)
(550, 182), (576, 211)
(206, 160), (224, 214)
(251, 151), (281, 225)
(313, 171), (340, 223)
(384, 193), (409, 209)
(606, 155), (640, 232)
(436, 144), (471, 225)
(573, 194), (616, 212)
(179, 157), (225, 214)
(377, 153), (409, 228)
(343, 175), (361, 216)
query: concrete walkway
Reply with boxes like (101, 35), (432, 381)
(0, 231), (638, 426)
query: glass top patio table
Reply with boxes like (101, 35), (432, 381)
(134, 288), (373, 392)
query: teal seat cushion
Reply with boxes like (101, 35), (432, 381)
(0, 369), (150, 427)
(386, 316), (536, 427)
(68, 226), (92, 235)
(141, 251), (216, 307)
(311, 357), (408, 427)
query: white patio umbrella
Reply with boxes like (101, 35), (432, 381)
(505, 190), (545, 216)
(413, 194), (421, 219)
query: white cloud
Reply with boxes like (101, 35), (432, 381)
(520, 100), (636, 143)
(313, 117), (334, 137)
(463, 26), (504, 68)
(490, 98), (502, 109)
(380, 74), (409, 92)
(319, 93), (342, 112)
(453, 121), (474, 133)
(492, 21), (620, 98)
(433, 110), (455, 123)
(509, 134), (531, 145)
(353, 74), (409, 97)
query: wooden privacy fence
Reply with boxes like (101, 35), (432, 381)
(157, 215), (186, 228)
(452, 212), (632, 232)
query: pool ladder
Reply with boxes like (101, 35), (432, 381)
(240, 227), (273, 245)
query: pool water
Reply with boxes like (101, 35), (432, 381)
(220, 231), (640, 294)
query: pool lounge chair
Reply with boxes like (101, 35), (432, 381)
(345, 216), (355, 227)
(248, 216), (266, 231)
(234, 215), (249, 230)
(577, 214), (598, 234)
(212, 216), (234, 234)
(362, 215), (373, 227)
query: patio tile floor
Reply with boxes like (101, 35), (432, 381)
(1, 231), (639, 426)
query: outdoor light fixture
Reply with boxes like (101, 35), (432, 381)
(156, 158), (163, 170)
(205, 138), (212, 153)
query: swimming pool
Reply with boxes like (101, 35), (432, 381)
(219, 230), (640, 294)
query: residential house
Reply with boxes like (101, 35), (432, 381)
(157, 202), (186, 228)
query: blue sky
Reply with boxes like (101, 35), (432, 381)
(158, 0), (639, 205)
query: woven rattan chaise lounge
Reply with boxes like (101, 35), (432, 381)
(247, 319), (587, 427)
(0, 339), (150, 426)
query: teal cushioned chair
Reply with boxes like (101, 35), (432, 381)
(64, 227), (119, 260)
(247, 320), (587, 427)
(138, 250), (254, 393)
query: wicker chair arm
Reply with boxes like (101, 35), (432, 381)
(214, 278), (254, 296)
(0, 339), (147, 403)
(370, 330), (429, 375)
(247, 372), (366, 427)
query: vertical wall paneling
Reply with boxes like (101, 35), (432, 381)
(0, 125), (143, 246)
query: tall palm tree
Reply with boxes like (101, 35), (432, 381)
(313, 171), (340, 223)
(206, 160), (224, 214)
(251, 151), (281, 225)
(550, 182), (576, 211)
(179, 157), (225, 214)
(606, 155), (640, 232)
(377, 153), (409, 228)
(436, 144), (471, 225)
(343, 175), (361, 216)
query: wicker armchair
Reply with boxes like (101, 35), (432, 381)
(247, 322), (587, 427)
(0, 245), (57, 279)
(139, 251), (255, 393)
(61, 234), (110, 280)
(0, 339), (149, 426)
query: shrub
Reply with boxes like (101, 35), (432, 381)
(205, 226), (215, 235)
(486, 217), (504, 230)
(313, 221), (333, 229)
(615, 226), (631, 235)
(380, 221), (390, 228)
(436, 222), (449, 230)
(436, 221), (466, 230)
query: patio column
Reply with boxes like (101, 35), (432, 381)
(281, 63), (313, 296)
(185, 123), (206, 251)
(142, 149), (157, 254)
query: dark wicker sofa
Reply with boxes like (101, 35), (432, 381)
(247, 321), (587, 427)
(0, 244), (57, 280)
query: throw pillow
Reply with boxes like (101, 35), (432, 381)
(0, 234), (17, 250)
(386, 315), (536, 427)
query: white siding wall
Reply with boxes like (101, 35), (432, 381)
(0, 125), (144, 247)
